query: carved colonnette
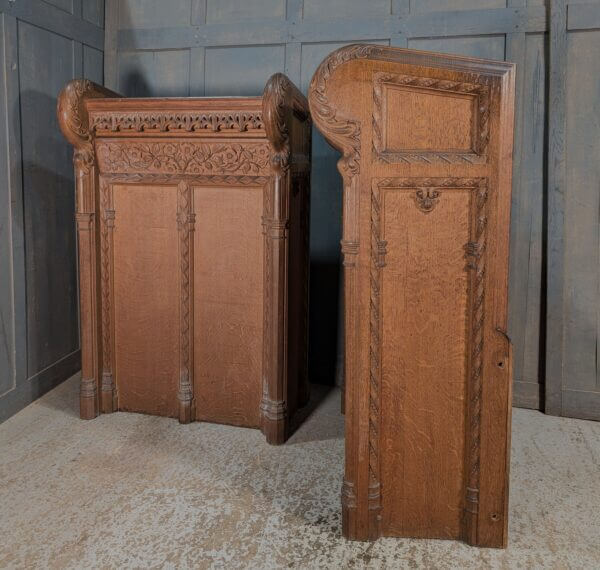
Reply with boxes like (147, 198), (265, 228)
(58, 74), (311, 444)
(309, 45), (515, 546)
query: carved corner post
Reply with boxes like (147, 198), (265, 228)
(57, 80), (119, 419)
(309, 45), (377, 540)
(177, 180), (195, 424)
(260, 73), (293, 444)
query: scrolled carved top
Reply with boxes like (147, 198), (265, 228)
(262, 72), (310, 173)
(57, 79), (119, 151)
(308, 44), (378, 178)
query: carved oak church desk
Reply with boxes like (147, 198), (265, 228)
(58, 74), (311, 444)
(309, 45), (515, 546)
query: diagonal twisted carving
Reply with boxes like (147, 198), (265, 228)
(372, 72), (490, 165)
(177, 181), (195, 412)
(100, 179), (115, 404)
(368, 182), (388, 525)
(465, 182), (488, 523)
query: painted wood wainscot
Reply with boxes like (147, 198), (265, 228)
(57, 74), (312, 444)
(309, 45), (515, 547)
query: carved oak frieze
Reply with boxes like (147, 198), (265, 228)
(96, 141), (271, 175)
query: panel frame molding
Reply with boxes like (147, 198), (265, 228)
(372, 71), (490, 165)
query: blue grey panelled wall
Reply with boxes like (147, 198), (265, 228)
(104, 0), (600, 420)
(0, 0), (104, 422)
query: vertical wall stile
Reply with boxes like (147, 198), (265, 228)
(545, 0), (567, 416)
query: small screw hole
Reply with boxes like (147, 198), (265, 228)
(498, 361), (504, 368)
(491, 513), (500, 522)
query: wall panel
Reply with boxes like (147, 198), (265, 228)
(204, 45), (285, 96)
(206, 0), (285, 23)
(562, 29), (600, 418)
(18, 20), (79, 375)
(0, 0), (104, 422)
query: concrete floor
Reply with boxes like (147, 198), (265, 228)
(0, 375), (599, 569)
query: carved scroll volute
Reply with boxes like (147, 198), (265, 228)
(57, 80), (119, 420)
(308, 44), (380, 540)
(259, 74), (311, 443)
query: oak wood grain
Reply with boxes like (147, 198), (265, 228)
(58, 74), (312, 443)
(309, 44), (515, 547)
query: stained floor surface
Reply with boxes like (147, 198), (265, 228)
(1, 375), (599, 569)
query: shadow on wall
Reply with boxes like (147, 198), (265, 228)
(119, 70), (151, 97)
(19, 90), (80, 378)
(308, 131), (343, 387)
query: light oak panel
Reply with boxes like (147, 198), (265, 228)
(113, 184), (180, 417)
(384, 85), (476, 152)
(380, 187), (470, 539)
(193, 184), (264, 427)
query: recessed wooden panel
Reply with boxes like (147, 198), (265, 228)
(410, 0), (504, 12)
(113, 184), (180, 417)
(193, 185), (264, 427)
(564, 30), (600, 394)
(83, 45), (104, 85)
(303, 0), (391, 20)
(119, 0), (192, 28)
(204, 46), (285, 96)
(206, 0), (285, 23)
(408, 36), (506, 62)
(380, 187), (470, 539)
(384, 85), (476, 152)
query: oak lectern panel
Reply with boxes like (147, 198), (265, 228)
(309, 45), (515, 547)
(58, 74), (311, 444)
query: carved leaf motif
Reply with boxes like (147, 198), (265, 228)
(414, 188), (441, 213)
(96, 142), (271, 175)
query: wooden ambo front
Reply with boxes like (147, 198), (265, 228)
(58, 74), (311, 444)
